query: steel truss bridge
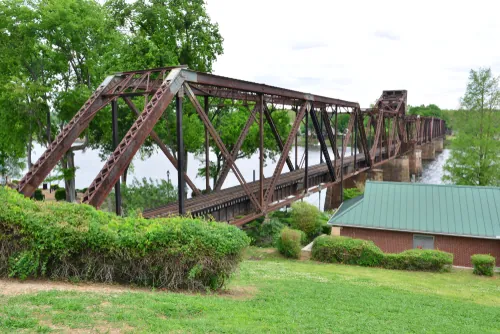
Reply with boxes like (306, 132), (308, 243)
(18, 66), (446, 226)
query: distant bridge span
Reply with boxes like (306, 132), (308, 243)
(18, 66), (446, 225)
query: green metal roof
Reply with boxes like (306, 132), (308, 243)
(329, 181), (500, 240)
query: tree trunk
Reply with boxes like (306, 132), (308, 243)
(64, 151), (76, 202)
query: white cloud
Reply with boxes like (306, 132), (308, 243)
(205, 0), (500, 109)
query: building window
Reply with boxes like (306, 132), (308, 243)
(413, 234), (434, 250)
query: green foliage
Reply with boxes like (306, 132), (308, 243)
(245, 218), (285, 247)
(408, 104), (451, 125)
(383, 249), (453, 272)
(443, 68), (500, 186)
(0, 187), (249, 290)
(290, 202), (323, 239)
(105, 177), (177, 216)
(54, 188), (66, 201)
(343, 187), (363, 200)
(471, 254), (495, 276)
(50, 184), (60, 191)
(312, 236), (384, 267)
(33, 189), (45, 201)
(276, 228), (305, 259)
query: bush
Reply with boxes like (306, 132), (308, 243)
(245, 218), (284, 247)
(54, 188), (66, 201)
(276, 228), (305, 259)
(343, 188), (363, 201)
(0, 187), (249, 290)
(50, 184), (60, 191)
(312, 235), (384, 267)
(33, 189), (45, 201)
(290, 202), (322, 239)
(383, 249), (453, 272)
(471, 254), (495, 276)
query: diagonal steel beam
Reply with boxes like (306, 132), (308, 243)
(18, 74), (126, 197)
(264, 102), (307, 207)
(310, 108), (335, 181)
(356, 109), (372, 167)
(214, 104), (259, 191)
(321, 109), (340, 159)
(83, 68), (185, 207)
(184, 82), (262, 212)
(263, 105), (294, 171)
(122, 96), (201, 196)
(342, 113), (355, 158)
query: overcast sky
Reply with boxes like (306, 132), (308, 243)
(205, 0), (500, 109)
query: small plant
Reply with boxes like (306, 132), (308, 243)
(54, 188), (66, 201)
(290, 202), (322, 239)
(276, 228), (305, 259)
(33, 189), (45, 201)
(343, 188), (363, 201)
(471, 254), (495, 276)
(245, 218), (285, 247)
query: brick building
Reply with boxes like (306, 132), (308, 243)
(328, 181), (500, 267)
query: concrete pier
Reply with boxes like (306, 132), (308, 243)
(421, 142), (435, 160)
(409, 148), (422, 177)
(381, 155), (410, 182)
(434, 138), (444, 152)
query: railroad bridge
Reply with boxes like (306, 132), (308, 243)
(18, 66), (446, 225)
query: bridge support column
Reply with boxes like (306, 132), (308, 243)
(434, 138), (444, 152)
(409, 148), (422, 177)
(368, 169), (383, 181)
(421, 143), (435, 160)
(381, 155), (410, 182)
(324, 183), (342, 211)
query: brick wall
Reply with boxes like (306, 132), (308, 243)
(340, 226), (500, 267)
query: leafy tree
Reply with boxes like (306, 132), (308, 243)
(443, 68), (500, 186)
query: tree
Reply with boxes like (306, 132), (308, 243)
(443, 68), (500, 186)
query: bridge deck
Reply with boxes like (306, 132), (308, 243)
(143, 153), (367, 218)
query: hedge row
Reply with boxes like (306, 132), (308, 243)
(312, 235), (453, 272)
(471, 254), (496, 276)
(0, 187), (249, 290)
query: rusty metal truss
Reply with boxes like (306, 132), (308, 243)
(18, 67), (446, 225)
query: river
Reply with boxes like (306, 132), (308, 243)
(27, 144), (450, 211)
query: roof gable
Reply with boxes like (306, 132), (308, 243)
(329, 181), (500, 239)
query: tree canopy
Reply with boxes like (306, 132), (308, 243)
(443, 68), (500, 186)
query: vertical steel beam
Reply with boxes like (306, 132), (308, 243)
(320, 109), (324, 164)
(204, 96), (210, 192)
(176, 90), (185, 215)
(353, 113), (357, 169)
(111, 99), (122, 216)
(304, 103), (309, 191)
(259, 94), (264, 207)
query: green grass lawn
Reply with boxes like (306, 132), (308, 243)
(1, 247), (499, 333)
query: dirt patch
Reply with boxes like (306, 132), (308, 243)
(220, 285), (258, 300)
(0, 279), (148, 296)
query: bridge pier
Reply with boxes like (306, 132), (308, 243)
(409, 148), (422, 177)
(421, 143), (435, 160)
(381, 155), (410, 182)
(434, 138), (444, 152)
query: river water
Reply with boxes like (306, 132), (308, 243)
(27, 144), (450, 211)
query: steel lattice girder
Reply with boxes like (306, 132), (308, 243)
(18, 66), (446, 221)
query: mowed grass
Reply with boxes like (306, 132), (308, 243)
(1, 247), (499, 333)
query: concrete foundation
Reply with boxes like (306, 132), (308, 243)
(368, 169), (383, 181)
(421, 143), (435, 160)
(409, 148), (422, 177)
(434, 138), (444, 152)
(324, 182), (342, 211)
(381, 155), (410, 182)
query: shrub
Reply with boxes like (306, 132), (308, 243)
(245, 218), (284, 247)
(471, 254), (495, 276)
(383, 249), (453, 272)
(343, 188), (363, 201)
(321, 223), (332, 235)
(54, 188), (66, 201)
(33, 189), (45, 201)
(290, 202), (322, 239)
(0, 187), (249, 291)
(312, 235), (384, 267)
(276, 228), (305, 259)
(50, 184), (60, 191)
